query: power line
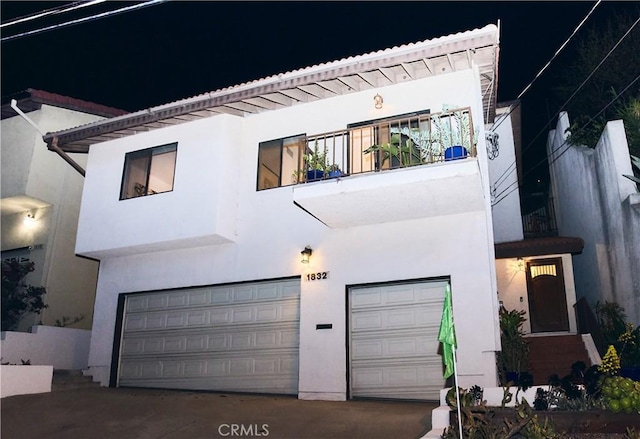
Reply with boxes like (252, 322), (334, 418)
(1, 0), (168, 43)
(491, 12), (640, 193)
(491, 73), (640, 207)
(1, 1), (106, 29)
(488, 1), (601, 133)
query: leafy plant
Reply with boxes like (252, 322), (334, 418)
(55, 314), (85, 328)
(1, 260), (48, 331)
(534, 365), (604, 412)
(497, 307), (530, 381)
(304, 142), (329, 173)
(443, 386), (562, 439)
(595, 301), (640, 368)
(363, 132), (422, 169)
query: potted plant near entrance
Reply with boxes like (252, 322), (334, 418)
(497, 307), (530, 385)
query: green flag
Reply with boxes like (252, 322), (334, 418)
(438, 284), (457, 379)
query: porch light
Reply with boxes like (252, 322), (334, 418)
(23, 213), (36, 225)
(300, 246), (313, 264)
(516, 257), (524, 271)
(373, 93), (383, 109)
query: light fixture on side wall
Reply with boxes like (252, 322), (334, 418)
(23, 213), (36, 225)
(373, 93), (383, 109)
(300, 246), (313, 264)
(516, 257), (525, 271)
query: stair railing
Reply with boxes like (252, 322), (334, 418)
(574, 297), (607, 357)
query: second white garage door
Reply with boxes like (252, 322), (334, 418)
(349, 280), (447, 400)
(117, 279), (300, 394)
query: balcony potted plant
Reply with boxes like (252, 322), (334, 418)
(304, 143), (328, 182)
(430, 108), (476, 161)
(327, 164), (342, 179)
(363, 132), (422, 170)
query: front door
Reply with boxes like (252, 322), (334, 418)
(526, 258), (569, 333)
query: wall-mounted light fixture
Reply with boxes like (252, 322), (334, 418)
(300, 246), (313, 264)
(516, 257), (524, 271)
(373, 93), (383, 109)
(23, 213), (36, 225)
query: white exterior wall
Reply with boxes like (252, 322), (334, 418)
(489, 108), (524, 243)
(548, 112), (640, 325)
(0, 325), (91, 370)
(496, 254), (578, 334)
(81, 69), (501, 396)
(1, 105), (104, 329)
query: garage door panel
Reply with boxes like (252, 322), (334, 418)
(352, 334), (433, 358)
(352, 333), (439, 360)
(124, 300), (299, 333)
(120, 353), (298, 382)
(122, 325), (299, 356)
(118, 279), (300, 395)
(351, 361), (444, 397)
(351, 283), (446, 310)
(350, 280), (447, 401)
(351, 306), (435, 332)
(125, 283), (297, 314)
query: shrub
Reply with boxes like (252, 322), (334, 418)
(1, 260), (48, 331)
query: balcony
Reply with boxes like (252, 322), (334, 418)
(522, 196), (558, 238)
(291, 108), (486, 228)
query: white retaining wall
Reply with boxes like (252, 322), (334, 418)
(0, 325), (91, 370)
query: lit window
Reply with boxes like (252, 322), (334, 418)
(120, 143), (177, 200)
(530, 264), (557, 278)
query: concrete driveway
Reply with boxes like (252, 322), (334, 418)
(1, 387), (437, 439)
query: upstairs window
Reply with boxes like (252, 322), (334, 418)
(120, 143), (177, 200)
(257, 134), (305, 190)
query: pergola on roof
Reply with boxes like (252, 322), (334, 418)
(43, 24), (500, 154)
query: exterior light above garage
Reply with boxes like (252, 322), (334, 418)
(300, 246), (313, 264)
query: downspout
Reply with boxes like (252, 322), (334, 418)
(10, 99), (86, 177)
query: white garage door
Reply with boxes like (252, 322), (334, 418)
(117, 279), (300, 394)
(349, 280), (447, 400)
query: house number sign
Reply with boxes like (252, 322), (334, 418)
(305, 271), (329, 281)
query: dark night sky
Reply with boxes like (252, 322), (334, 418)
(1, 1), (638, 194)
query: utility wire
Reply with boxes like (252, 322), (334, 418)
(1, 1), (106, 29)
(488, 1), (601, 133)
(491, 13), (640, 192)
(1, 0), (168, 42)
(491, 73), (640, 207)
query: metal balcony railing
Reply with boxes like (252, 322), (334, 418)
(298, 107), (476, 183)
(522, 197), (558, 238)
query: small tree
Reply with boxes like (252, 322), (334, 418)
(1, 260), (48, 331)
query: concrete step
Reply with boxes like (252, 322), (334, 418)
(52, 369), (100, 391)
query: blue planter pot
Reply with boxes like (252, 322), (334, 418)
(444, 145), (468, 161)
(306, 170), (324, 182)
(328, 170), (342, 179)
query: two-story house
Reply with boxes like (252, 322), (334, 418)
(1, 89), (126, 331)
(41, 24), (588, 399)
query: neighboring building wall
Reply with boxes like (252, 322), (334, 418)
(489, 105), (524, 244)
(1, 104), (103, 329)
(496, 254), (578, 334)
(548, 112), (640, 325)
(80, 69), (501, 395)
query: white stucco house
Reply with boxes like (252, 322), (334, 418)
(1, 89), (126, 331)
(40, 24), (587, 400)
